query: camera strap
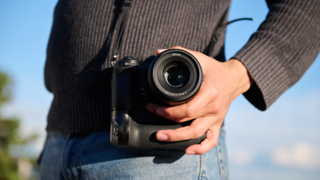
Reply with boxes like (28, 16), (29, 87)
(203, 9), (252, 57)
(111, 1), (252, 65)
(112, 0), (133, 66)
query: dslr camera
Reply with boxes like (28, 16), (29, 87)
(110, 49), (205, 149)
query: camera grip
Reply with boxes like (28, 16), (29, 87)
(128, 120), (206, 149)
(110, 110), (206, 149)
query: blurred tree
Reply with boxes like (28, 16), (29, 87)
(0, 71), (38, 180)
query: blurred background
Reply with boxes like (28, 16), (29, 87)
(0, 0), (319, 179)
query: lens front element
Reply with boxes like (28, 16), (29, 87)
(164, 62), (190, 88)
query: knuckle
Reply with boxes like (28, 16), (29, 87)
(210, 104), (222, 114)
(191, 127), (203, 138)
(162, 108), (172, 117)
(210, 88), (219, 99)
(186, 105), (197, 118)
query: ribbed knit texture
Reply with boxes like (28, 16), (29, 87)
(233, 0), (320, 110)
(45, 0), (320, 133)
(45, 0), (230, 132)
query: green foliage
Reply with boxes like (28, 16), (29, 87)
(0, 72), (11, 106)
(0, 71), (38, 180)
(0, 119), (19, 150)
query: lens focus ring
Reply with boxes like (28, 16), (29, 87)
(147, 49), (202, 105)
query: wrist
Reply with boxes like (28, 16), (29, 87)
(225, 59), (252, 96)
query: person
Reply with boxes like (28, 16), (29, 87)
(39, 0), (320, 179)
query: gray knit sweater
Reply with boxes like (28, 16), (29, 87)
(45, 0), (320, 133)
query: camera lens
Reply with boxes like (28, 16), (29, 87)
(164, 62), (189, 87)
(147, 49), (202, 105)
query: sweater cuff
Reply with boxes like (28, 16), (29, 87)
(232, 36), (292, 111)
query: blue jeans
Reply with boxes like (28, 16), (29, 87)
(39, 130), (228, 180)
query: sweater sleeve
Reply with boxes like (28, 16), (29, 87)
(232, 0), (320, 110)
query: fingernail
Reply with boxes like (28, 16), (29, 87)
(157, 133), (168, 141)
(186, 151), (196, 155)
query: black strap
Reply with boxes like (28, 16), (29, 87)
(112, 2), (251, 64)
(112, 0), (133, 66)
(203, 10), (252, 57)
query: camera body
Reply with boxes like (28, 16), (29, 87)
(110, 49), (205, 149)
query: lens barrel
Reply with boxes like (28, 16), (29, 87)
(147, 49), (202, 105)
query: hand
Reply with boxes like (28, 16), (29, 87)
(146, 46), (252, 155)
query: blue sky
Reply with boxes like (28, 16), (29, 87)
(1, 0), (319, 179)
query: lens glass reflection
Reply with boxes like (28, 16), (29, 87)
(164, 62), (189, 87)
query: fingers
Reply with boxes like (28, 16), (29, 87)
(152, 46), (224, 155)
(185, 125), (220, 155)
(168, 46), (198, 55)
(146, 82), (216, 122)
(156, 116), (221, 155)
(155, 115), (222, 155)
(148, 46), (217, 122)
(156, 116), (214, 141)
(156, 46), (199, 56)
(156, 49), (167, 54)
